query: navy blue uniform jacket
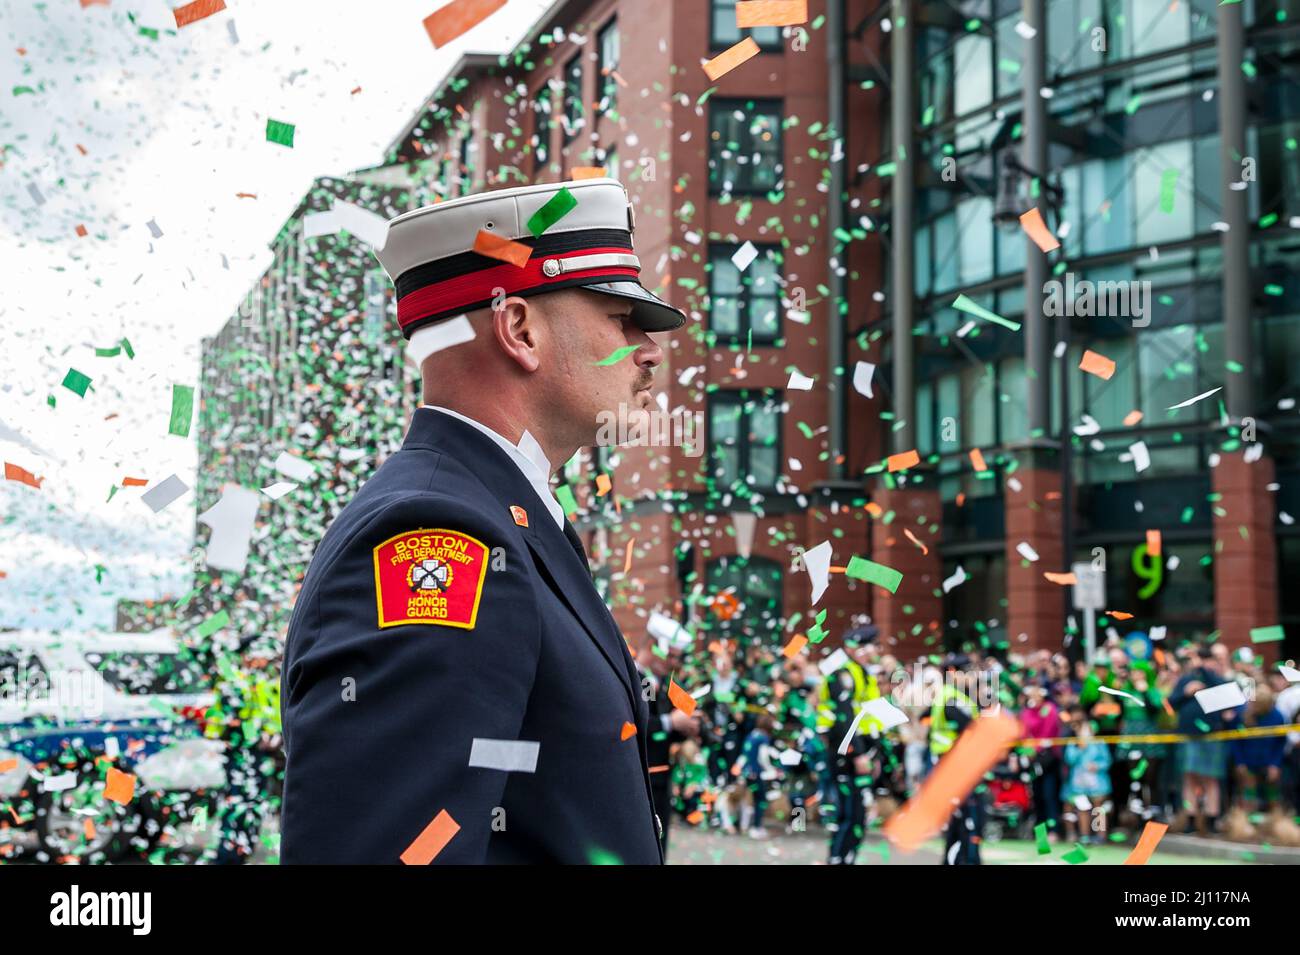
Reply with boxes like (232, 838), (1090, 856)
(280, 408), (663, 864)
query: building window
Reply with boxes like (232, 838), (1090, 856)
(709, 99), (783, 196)
(457, 136), (471, 196)
(708, 389), (782, 491)
(563, 52), (583, 144)
(710, 0), (782, 51)
(708, 243), (782, 343)
(533, 85), (552, 172)
(704, 555), (783, 642)
(598, 19), (619, 115)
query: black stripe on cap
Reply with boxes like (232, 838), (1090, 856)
(394, 227), (633, 300)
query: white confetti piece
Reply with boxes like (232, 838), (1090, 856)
(1195, 682), (1247, 714)
(852, 361), (875, 398)
(274, 451), (316, 483)
(1073, 414), (1100, 436)
(731, 240), (759, 271)
(141, 474), (189, 513)
(302, 209), (340, 238)
(819, 648), (849, 675)
(1129, 440), (1150, 473)
(804, 540), (833, 604)
(42, 772), (77, 793)
(197, 485), (260, 573)
(146, 218), (163, 239)
(787, 369), (815, 391)
(407, 315), (475, 366)
(1007, 476), (1023, 493)
(1099, 685), (1144, 706)
(1279, 665), (1300, 683)
(1014, 20), (1037, 39)
(861, 696), (909, 730)
(732, 512), (757, 559)
(1167, 387), (1221, 410)
(468, 738), (540, 773)
(778, 749), (803, 766)
(26, 182), (45, 205)
(1149, 625), (1167, 641)
(1016, 541), (1039, 562)
(332, 200), (390, 250)
(942, 564), (968, 593)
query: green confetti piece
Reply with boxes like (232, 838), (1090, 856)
(47, 395), (56, 408)
(554, 483), (579, 516)
(194, 609), (230, 639)
(844, 556), (903, 594)
(587, 847), (622, 865)
(266, 119), (296, 147)
(875, 161), (897, 178)
(1250, 625), (1285, 643)
(952, 293), (1021, 331)
(61, 368), (92, 397)
(121, 337), (135, 359)
(1124, 94), (1142, 115)
(1061, 843), (1089, 864)
(168, 384), (195, 437)
(526, 186), (577, 237)
(593, 345), (640, 366)
(1034, 822), (1050, 855)
(94, 345), (122, 358)
(1259, 211), (1278, 228)
(1159, 169), (1178, 213)
(12, 85), (36, 96)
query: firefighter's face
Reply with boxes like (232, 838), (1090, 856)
(545, 289), (664, 446)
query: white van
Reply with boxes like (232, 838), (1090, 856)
(0, 628), (227, 861)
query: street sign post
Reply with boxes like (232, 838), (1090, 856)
(1071, 563), (1106, 665)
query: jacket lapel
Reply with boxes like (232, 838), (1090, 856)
(404, 408), (638, 711)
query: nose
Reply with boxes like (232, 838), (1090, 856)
(631, 328), (664, 374)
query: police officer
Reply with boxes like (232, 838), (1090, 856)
(817, 630), (883, 865)
(280, 178), (686, 864)
(932, 655), (983, 865)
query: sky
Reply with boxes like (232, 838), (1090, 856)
(0, 0), (555, 630)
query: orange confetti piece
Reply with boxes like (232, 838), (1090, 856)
(1123, 410), (1144, 426)
(955, 492), (966, 507)
(75, 143), (88, 156)
(1079, 349), (1116, 380)
(4, 462), (42, 489)
(422, 0), (508, 48)
(121, 476), (148, 487)
(473, 228), (532, 268)
(570, 166), (607, 180)
(620, 721), (637, 741)
(903, 528), (928, 555)
(75, 224), (88, 238)
(864, 502), (883, 517)
(103, 768), (136, 805)
(686, 809), (705, 825)
(350, 86), (363, 95)
(1019, 206), (1060, 252)
(887, 449), (920, 472)
(0, 758), (17, 773)
(782, 634), (808, 658)
(1109, 610), (1134, 621)
(84, 818), (96, 840)
(1123, 821), (1169, 865)
(1043, 571), (1076, 585)
(884, 712), (1021, 853)
(649, 765), (669, 774)
(595, 473), (612, 497)
(667, 679), (697, 717)
(702, 37), (761, 81)
(235, 192), (258, 199)
(622, 538), (635, 574)
(172, 0), (226, 28)
(400, 808), (460, 865)
(1146, 529), (1161, 556)
(969, 448), (987, 472)
(735, 0), (808, 27)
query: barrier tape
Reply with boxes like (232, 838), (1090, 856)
(1014, 723), (1300, 747)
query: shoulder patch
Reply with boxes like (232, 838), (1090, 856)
(373, 528), (489, 630)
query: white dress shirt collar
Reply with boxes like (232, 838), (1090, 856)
(420, 405), (564, 530)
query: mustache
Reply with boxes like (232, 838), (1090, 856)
(632, 372), (654, 392)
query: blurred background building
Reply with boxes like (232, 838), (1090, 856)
(194, 0), (1300, 662)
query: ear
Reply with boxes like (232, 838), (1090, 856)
(491, 296), (542, 373)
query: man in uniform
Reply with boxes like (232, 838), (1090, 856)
(280, 178), (685, 864)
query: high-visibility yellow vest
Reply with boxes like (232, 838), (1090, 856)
(816, 661), (881, 734)
(929, 685), (974, 756)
